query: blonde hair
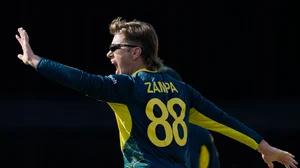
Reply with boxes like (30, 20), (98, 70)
(109, 17), (163, 71)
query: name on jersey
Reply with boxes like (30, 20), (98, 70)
(144, 82), (178, 93)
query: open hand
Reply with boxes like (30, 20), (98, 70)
(262, 146), (298, 168)
(16, 27), (40, 68)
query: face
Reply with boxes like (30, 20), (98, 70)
(106, 34), (136, 75)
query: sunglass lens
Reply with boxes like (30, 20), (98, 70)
(109, 45), (119, 52)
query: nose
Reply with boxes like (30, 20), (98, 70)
(106, 50), (113, 59)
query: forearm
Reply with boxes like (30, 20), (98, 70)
(36, 58), (104, 98)
(190, 109), (263, 150)
(190, 96), (264, 150)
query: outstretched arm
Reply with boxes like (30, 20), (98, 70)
(188, 85), (298, 168)
(15, 27), (134, 103)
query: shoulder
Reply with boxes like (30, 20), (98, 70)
(105, 74), (134, 83)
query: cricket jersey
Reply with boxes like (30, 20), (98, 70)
(36, 58), (263, 168)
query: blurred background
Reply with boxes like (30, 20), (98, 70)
(0, 0), (299, 167)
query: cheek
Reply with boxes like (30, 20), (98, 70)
(119, 55), (132, 65)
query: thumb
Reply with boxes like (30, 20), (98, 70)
(17, 54), (29, 65)
(17, 54), (23, 60)
(267, 162), (274, 168)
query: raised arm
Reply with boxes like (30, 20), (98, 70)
(15, 27), (134, 103)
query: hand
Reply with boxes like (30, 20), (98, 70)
(258, 140), (298, 168)
(16, 27), (40, 68)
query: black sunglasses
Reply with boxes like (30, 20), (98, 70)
(109, 44), (138, 52)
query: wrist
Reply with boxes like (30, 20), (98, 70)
(29, 55), (42, 69)
(257, 140), (271, 154)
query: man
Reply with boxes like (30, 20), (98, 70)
(16, 17), (297, 168)
(159, 65), (220, 168)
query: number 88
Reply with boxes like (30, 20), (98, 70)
(146, 98), (187, 147)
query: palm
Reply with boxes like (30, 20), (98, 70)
(16, 27), (33, 65)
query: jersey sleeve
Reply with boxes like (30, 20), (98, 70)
(187, 85), (263, 150)
(36, 58), (134, 103)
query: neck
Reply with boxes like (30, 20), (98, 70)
(129, 61), (147, 75)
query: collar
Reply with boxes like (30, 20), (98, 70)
(131, 68), (157, 76)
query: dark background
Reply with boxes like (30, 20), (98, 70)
(0, 0), (299, 167)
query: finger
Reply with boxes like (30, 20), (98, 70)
(17, 54), (23, 60)
(18, 27), (24, 38)
(24, 29), (29, 41)
(292, 159), (298, 165)
(289, 162), (297, 168)
(283, 151), (295, 158)
(17, 54), (28, 65)
(18, 27), (29, 42)
(281, 155), (297, 165)
(287, 158), (299, 168)
(21, 29), (25, 39)
(15, 35), (22, 44)
(285, 164), (290, 168)
(283, 158), (298, 168)
(19, 27), (25, 39)
(267, 162), (274, 168)
(288, 153), (295, 158)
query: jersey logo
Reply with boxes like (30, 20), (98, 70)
(108, 75), (117, 84)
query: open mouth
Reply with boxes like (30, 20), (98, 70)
(111, 61), (120, 74)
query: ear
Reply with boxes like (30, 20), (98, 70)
(132, 47), (142, 60)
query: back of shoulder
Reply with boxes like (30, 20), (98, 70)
(132, 71), (189, 98)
